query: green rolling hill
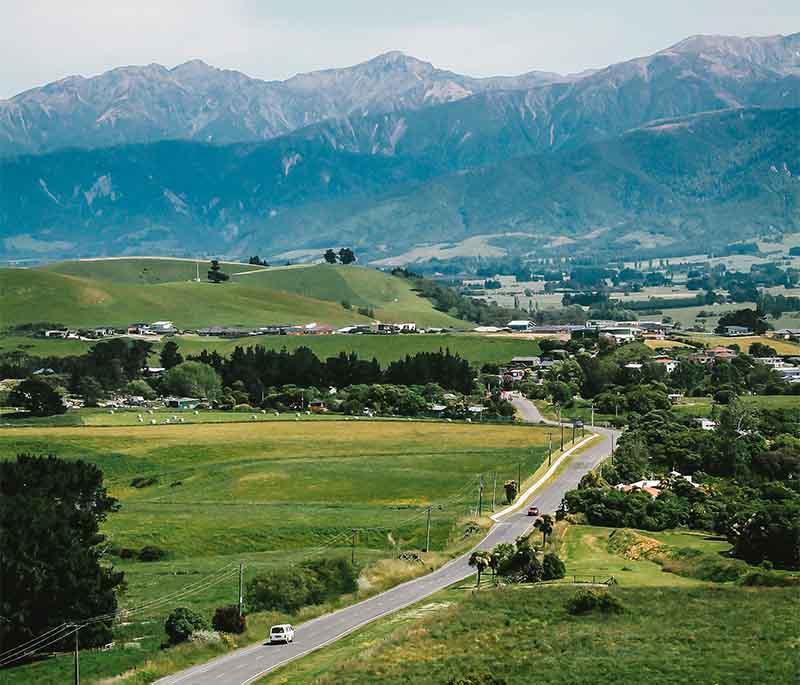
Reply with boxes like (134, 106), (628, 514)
(1, 260), (465, 329)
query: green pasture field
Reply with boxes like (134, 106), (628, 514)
(0, 419), (550, 684)
(682, 334), (800, 355)
(672, 395), (800, 418)
(38, 256), (269, 284)
(1, 260), (464, 330)
(0, 332), (540, 366)
(259, 525), (800, 685)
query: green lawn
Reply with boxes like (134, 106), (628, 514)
(258, 524), (800, 685)
(0, 419), (550, 684)
(0, 332), (540, 366)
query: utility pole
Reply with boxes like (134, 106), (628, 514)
(478, 476), (484, 517)
(425, 506), (432, 553)
(591, 403), (595, 428)
(572, 421), (576, 443)
(73, 624), (80, 685)
(351, 530), (357, 565)
(547, 433), (553, 466)
(238, 562), (244, 617)
(491, 471), (497, 511)
(517, 463), (522, 497)
(560, 414), (564, 450)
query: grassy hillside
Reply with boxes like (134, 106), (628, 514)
(231, 264), (465, 327)
(259, 525), (800, 685)
(38, 256), (268, 284)
(0, 418), (549, 684)
(0, 268), (366, 328)
(2, 260), (464, 329)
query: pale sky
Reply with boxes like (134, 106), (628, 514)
(1, 0), (798, 99)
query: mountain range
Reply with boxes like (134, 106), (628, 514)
(1, 32), (799, 263)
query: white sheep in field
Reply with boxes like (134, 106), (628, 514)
(137, 417), (144, 423)
(150, 419), (157, 425)
(194, 410), (199, 415)
(274, 411), (279, 417)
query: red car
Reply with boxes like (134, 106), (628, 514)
(526, 506), (540, 517)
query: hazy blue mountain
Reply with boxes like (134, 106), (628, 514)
(288, 33), (800, 168)
(1, 33), (798, 160)
(2, 108), (796, 262)
(0, 52), (566, 157)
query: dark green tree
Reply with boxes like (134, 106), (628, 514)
(8, 378), (65, 416)
(338, 247), (356, 264)
(323, 249), (338, 264)
(0, 455), (123, 652)
(207, 259), (230, 283)
(160, 341), (184, 370)
(468, 551), (491, 588)
(534, 514), (555, 546)
(542, 553), (566, 580)
(165, 607), (208, 644)
(77, 376), (104, 407)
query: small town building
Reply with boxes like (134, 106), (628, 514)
(165, 397), (202, 409)
(652, 356), (679, 373)
(722, 325), (752, 336)
(510, 356), (541, 368)
(507, 320), (537, 332)
(695, 418), (717, 431)
(150, 321), (177, 334)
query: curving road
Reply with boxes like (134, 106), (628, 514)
(158, 400), (618, 685)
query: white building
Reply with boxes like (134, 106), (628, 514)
(507, 320), (536, 332)
(150, 321), (177, 334)
(695, 418), (717, 431)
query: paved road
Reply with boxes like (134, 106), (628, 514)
(158, 402), (618, 685)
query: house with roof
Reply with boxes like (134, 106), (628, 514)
(507, 320), (537, 333)
(652, 356), (679, 373)
(722, 325), (752, 336)
(150, 321), (177, 335)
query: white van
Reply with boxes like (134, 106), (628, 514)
(268, 624), (294, 644)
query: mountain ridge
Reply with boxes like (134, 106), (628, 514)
(2, 32), (798, 157)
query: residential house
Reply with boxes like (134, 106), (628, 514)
(722, 325), (752, 336)
(695, 418), (717, 431)
(652, 356), (679, 373)
(507, 320), (537, 333)
(165, 397), (202, 409)
(776, 366), (800, 383)
(150, 321), (177, 334)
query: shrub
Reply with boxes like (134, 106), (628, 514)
(130, 476), (158, 488)
(739, 570), (800, 587)
(566, 589), (625, 616)
(246, 569), (316, 613)
(246, 557), (359, 614)
(542, 553), (566, 580)
(503, 480), (518, 504)
(302, 557), (358, 602)
(119, 548), (137, 559)
(188, 629), (221, 644)
(138, 545), (168, 562)
(165, 607), (209, 644)
(212, 605), (247, 634)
